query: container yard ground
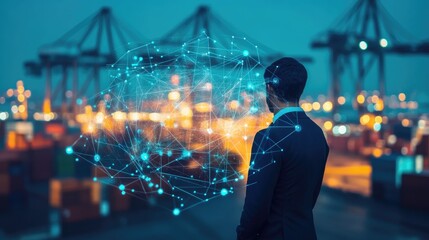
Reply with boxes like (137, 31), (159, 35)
(1, 150), (428, 239)
(66, 187), (429, 240)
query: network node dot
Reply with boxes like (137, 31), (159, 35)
(173, 208), (180, 216)
(65, 146), (73, 155)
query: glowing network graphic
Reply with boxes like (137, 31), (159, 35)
(68, 32), (281, 215)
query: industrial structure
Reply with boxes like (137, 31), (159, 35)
(24, 6), (311, 118)
(312, 0), (429, 116)
(24, 7), (143, 117)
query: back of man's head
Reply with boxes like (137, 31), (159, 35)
(264, 57), (308, 103)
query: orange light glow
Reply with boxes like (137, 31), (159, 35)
(337, 96), (346, 105)
(171, 74), (180, 85)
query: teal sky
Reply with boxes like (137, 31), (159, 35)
(1, 0), (428, 105)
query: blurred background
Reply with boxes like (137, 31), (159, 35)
(1, 0), (429, 239)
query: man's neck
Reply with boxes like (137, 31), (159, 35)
(272, 102), (299, 116)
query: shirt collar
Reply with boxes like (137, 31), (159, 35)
(272, 106), (304, 123)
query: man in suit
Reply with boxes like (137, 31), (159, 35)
(236, 57), (329, 240)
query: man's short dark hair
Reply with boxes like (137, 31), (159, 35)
(264, 57), (307, 103)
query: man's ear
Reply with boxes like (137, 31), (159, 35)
(266, 85), (277, 99)
(267, 84), (274, 95)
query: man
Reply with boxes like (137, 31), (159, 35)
(237, 57), (329, 240)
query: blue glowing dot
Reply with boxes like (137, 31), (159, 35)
(94, 154), (100, 162)
(220, 188), (228, 196)
(167, 150), (173, 157)
(250, 106), (258, 113)
(100, 201), (109, 216)
(158, 188), (164, 195)
(121, 191), (126, 195)
(242, 50), (249, 56)
(173, 208), (180, 216)
(182, 150), (191, 158)
(76, 98), (83, 105)
(294, 124), (302, 132)
(140, 152), (149, 161)
(93, 177), (97, 182)
(119, 184), (125, 191)
(65, 146), (73, 155)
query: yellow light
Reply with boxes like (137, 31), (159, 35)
(128, 112), (140, 121)
(17, 86), (24, 94)
(374, 99), (384, 111)
(95, 112), (104, 124)
(374, 116), (383, 124)
(181, 119), (192, 129)
(195, 102), (212, 113)
(360, 114), (370, 125)
(229, 100), (240, 110)
(401, 119), (410, 127)
(84, 105), (93, 114)
(180, 106), (193, 117)
(398, 93), (406, 102)
(7, 132), (17, 149)
(112, 111), (126, 121)
(76, 113), (89, 123)
(337, 96), (346, 105)
(43, 113), (55, 121)
(322, 101), (333, 112)
(87, 123), (95, 133)
(300, 102), (312, 112)
(168, 91), (181, 101)
(372, 148), (383, 157)
(357, 94), (365, 104)
(43, 98), (51, 113)
(18, 105), (26, 113)
(149, 113), (161, 122)
(312, 102), (321, 111)
(323, 121), (333, 131)
(17, 94), (25, 103)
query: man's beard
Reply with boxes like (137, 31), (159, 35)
(266, 96), (275, 113)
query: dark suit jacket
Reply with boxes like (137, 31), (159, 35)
(237, 111), (329, 240)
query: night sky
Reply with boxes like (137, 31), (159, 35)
(1, 0), (428, 106)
